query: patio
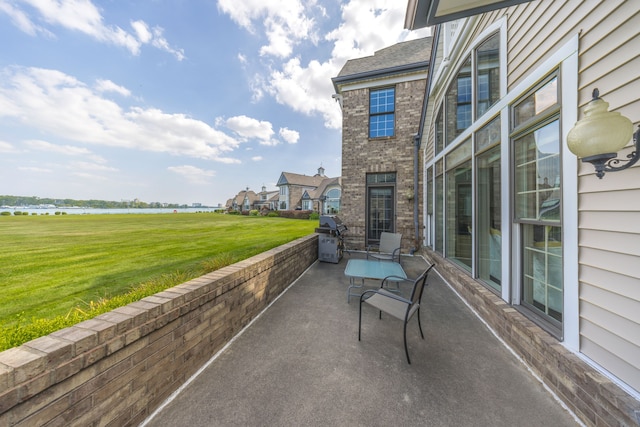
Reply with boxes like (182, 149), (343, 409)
(142, 252), (580, 426)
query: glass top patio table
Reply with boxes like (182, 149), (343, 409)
(344, 259), (406, 303)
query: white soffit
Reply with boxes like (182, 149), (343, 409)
(406, 0), (537, 28)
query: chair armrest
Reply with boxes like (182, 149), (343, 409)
(380, 275), (410, 287)
(392, 247), (401, 263)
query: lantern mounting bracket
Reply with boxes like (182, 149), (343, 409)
(581, 125), (640, 179)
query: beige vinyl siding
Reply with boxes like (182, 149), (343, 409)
(452, 0), (640, 391)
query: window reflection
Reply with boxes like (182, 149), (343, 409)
(476, 33), (500, 119)
(513, 77), (558, 126)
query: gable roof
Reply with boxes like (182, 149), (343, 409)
(277, 172), (326, 188)
(334, 37), (432, 81)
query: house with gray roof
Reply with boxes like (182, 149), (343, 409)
(276, 166), (341, 212)
(332, 36), (432, 251)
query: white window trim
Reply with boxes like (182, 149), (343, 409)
(425, 29), (579, 347)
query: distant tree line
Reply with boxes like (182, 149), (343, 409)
(0, 195), (185, 209)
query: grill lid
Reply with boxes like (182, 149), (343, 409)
(318, 215), (347, 235)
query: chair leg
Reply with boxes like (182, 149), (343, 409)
(403, 321), (411, 364)
(417, 308), (424, 339)
(358, 299), (363, 341)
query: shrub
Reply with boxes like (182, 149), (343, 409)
(267, 211), (279, 217)
(13, 211), (22, 216)
(309, 212), (319, 220)
(1, 211), (10, 216)
(55, 211), (62, 215)
(249, 209), (259, 216)
(227, 210), (240, 215)
(278, 210), (313, 220)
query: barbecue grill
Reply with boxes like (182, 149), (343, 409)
(316, 215), (347, 263)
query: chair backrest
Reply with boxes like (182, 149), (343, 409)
(409, 264), (436, 307)
(379, 232), (402, 254)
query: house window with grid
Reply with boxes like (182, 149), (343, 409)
(369, 87), (395, 138)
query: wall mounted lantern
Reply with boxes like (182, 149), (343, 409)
(567, 89), (639, 179)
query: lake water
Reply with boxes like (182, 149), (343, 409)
(2, 207), (223, 215)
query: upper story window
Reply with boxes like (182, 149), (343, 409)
(438, 32), (501, 152)
(446, 57), (472, 145)
(476, 33), (500, 119)
(369, 87), (395, 138)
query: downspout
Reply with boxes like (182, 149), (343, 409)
(411, 24), (441, 255)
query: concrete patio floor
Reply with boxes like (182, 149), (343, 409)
(142, 252), (581, 427)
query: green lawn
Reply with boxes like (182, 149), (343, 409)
(0, 213), (316, 334)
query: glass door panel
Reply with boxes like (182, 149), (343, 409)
(367, 187), (394, 242)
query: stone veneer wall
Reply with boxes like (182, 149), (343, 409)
(0, 234), (318, 427)
(424, 250), (640, 427)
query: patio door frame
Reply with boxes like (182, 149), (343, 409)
(365, 173), (396, 246)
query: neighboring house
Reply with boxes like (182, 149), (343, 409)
(225, 188), (258, 212)
(332, 37), (432, 252)
(302, 176), (342, 214)
(256, 185), (279, 211)
(276, 166), (341, 212)
(404, 0), (639, 425)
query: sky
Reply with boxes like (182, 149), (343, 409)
(0, 0), (430, 206)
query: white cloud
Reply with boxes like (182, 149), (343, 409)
(220, 0), (430, 130)
(0, 140), (18, 153)
(279, 127), (299, 144)
(168, 165), (216, 184)
(95, 79), (131, 97)
(217, 0), (317, 58)
(0, 0), (52, 37)
(18, 166), (52, 173)
(0, 0), (184, 59)
(131, 19), (152, 43)
(222, 115), (278, 146)
(69, 161), (117, 172)
(0, 66), (242, 163)
(25, 139), (108, 164)
(251, 156), (263, 161)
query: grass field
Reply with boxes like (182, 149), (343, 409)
(0, 213), (316, 345)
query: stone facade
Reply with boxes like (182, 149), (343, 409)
(0, 235), (318, 426)
(339, 78), (426, 252)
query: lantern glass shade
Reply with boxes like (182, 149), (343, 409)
(567, 97), (633, 159)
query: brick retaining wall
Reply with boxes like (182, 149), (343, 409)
(0, 234), (318, 426)
(423, 250), (640, 427)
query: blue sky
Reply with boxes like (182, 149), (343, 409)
(0, 0), (429, 206)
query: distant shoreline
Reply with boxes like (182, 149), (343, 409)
(1, 207), (224, 215)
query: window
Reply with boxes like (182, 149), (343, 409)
(325, 188), (341, 214)
(369, 88), (395, 138)
(435, 160), (444, 254)
(435, 106), (444, 154)
(440, 32), (501, 146)
(445, 140), (472, 271)
(475, 116), (501, 291)
(366, 173), (396, 243)
(476, 33), (500, 119)
(512, 75), (562, 329)
(446, 57), (472, 143)
(426, 166), (434, 247)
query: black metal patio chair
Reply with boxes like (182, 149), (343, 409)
(358, 263), (436, 364)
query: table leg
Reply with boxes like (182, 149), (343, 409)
(347, 277), (365, 303)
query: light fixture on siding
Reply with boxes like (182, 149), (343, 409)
(567, 88), (639, 179)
